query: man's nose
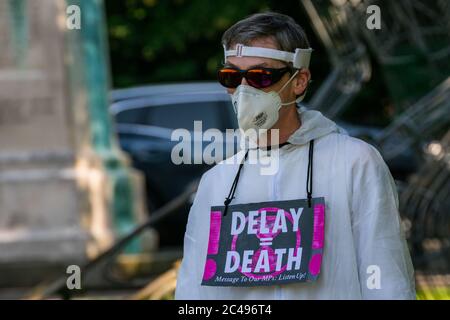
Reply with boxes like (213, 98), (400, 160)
(228, 76), (249, 94)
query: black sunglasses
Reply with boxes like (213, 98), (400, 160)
(217, 66), (291, 89)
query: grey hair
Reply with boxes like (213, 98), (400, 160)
(221, 12), (311, 62)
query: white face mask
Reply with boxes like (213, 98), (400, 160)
(231, 70), (301, 132)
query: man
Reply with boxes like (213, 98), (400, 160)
(175, 12), (415, 299)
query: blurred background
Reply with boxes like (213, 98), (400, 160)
(0, 0), (449, 299)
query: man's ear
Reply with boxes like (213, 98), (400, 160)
(293, 69), (311, 96)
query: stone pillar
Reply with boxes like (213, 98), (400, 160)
(0, 0), (153, 287)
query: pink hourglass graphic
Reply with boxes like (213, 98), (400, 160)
(231, 207), (301, 279)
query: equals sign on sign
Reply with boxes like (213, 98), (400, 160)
(260, 238), (273, 246)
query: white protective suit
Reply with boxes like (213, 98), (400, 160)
(175, 107), (416, 300)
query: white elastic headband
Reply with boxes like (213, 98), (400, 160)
(223, 43), (313, 69)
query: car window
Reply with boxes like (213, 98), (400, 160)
(116, 108), (148, 124)
(148, 101), (233, 131)
(117, 100), (235, 131)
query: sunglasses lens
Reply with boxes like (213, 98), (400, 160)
(218, 69), (242, 88)
(246, 69), (274, 88)
(218, 68), (287, 89)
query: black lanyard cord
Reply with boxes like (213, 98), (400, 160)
(223, 140), (315, 215)
(223, 150), (249, 216)
(306, 139), (314, 208)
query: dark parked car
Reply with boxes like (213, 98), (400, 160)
(110, 82), (418, 248)
(110, 82), (237, 248)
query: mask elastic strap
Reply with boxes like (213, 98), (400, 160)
(278, 70), (300, 106)
(281, 98), (299, 106)
(278, 69), (299, 93)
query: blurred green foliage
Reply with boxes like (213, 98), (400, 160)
(105, 0), (329, 88)
(104, 0), (390, 125)
(106, 0), (265, 86)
